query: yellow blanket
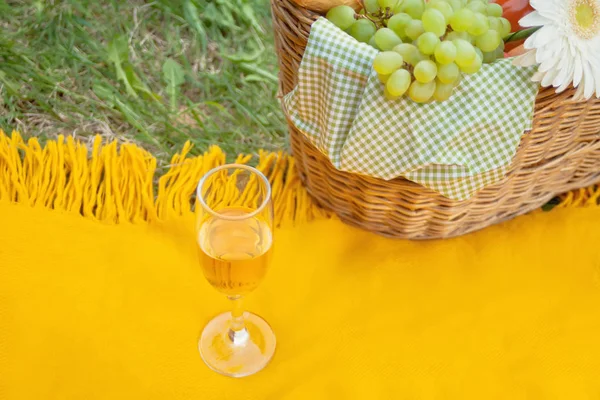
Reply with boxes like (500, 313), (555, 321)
(2, 204), (600, 399)
(1, 132), (600, 399)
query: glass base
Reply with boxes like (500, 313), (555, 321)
(199, 311), (276, 378)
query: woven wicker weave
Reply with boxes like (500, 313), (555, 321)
(271, 0), (600, 239)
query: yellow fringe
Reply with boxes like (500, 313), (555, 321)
(0, 131), (330, 226)
(556, 186), (600, 208)
(0, 130), (596, 226)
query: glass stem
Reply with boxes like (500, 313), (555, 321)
(228, 295), (249, 345)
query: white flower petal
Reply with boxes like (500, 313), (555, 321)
(556, 43), (572, 71)
(592, 54), (600, 74)
(573, 57), (583, 87)
(553, 61), (574, 89)
(542, 68), (560, 87)
(539, 54), (561, 73)
(574, 79), (586, 100)
(513, 50), (538, 67)
(556, 77), (572, 93)
(524, 32), (539, 50)
(519, 12), (551, 28)
(588, 38), (600, 60)
(536, 45), (561, 64)
(582, 62), (595, 100)
(532, 70), (546, 82)
(530, 0), (550, 12)
(591, 64), (600, 97)
(531, 28), (558, 50)
(589, 50), (600, 68)
(531, 0), (566, 21)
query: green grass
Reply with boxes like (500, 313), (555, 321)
(0, 0), (286, 162)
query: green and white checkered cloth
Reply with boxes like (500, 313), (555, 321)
(283, 17), (540, 200)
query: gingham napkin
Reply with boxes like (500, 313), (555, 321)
(283, 17), (540, 200)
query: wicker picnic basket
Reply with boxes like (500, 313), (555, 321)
(270, 0), (600, 239)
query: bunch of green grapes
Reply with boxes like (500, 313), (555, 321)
(326, 0), (511, 103)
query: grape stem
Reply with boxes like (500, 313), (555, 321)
(355, 0), (382, 26)
(356, 12), (381, 26)
(441, 26), (453, 41)
(355, 0), (393, 28)
(503, 27), (540, 43)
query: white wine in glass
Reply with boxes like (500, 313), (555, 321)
(196, 165), (276, 378)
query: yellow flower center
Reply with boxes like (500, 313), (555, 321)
(570, 0), (600, 39)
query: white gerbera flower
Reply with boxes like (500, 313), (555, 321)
(513, 0), (600, 100)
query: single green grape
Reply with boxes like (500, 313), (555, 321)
(488, 16), (502, 32)
(368, 35), (380, 50)
(447, 0), (463, 11)
(495, 41), (505, 58)
(482, 49), (497, 63)
(379, 73), (391, 83)
(434, 40), (457, 64)
(384, 86), (401, 101)
(401, 0), (425, 19)
(453, 73), (463, 87)
(460, 53), (483, 73)
(437, 62), (460, 83)
(453, 38), (477, 67)
(475, 29), (500, 52)
(378, 0), (399, 9)
(417, 32), (441, 55)
(474, 47), (483, 62)
(373, 51), (405, 75)
(499, 17), (512, 37)
(486, 3), (503, 17)
(387, 13), (412, 38)
(386, 69), (412, 96)
(466, 1), (487, 14)
(326, 5), (356, 31)
(364, 0), (381, 13)
(374, 28), (403, 50)
(349, 19), (377, 43)
(393, 43), (420, 65)
(463, 33), (476, 44)
(405, 20), (425, 40)
(468, 12), (489, 36)
(415, 52), (431, 63)
(414, 59), (438, 83)
(445, 31), (460, 41)
(446, 31), (475, 44)
(377, 0), (399, 10)
(450, 8), (474, 32)
(409, 80), (436, 103)
(426, 1), (454, 20)
(433, 80), (455, 101)
(422, 9), (447, 37)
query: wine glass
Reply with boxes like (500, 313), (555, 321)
(195, 164), (276, 378)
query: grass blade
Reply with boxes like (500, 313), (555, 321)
(162, 58), (185, 112)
